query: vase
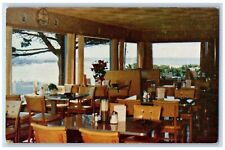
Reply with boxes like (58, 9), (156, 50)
(100, 99), (108, 122)
(95, 79), (102, 85)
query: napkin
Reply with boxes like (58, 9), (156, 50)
(114, 105), (126, 122)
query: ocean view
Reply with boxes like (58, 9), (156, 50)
(12, 57), (199, 94)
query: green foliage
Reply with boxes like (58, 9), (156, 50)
(125, 63), (200, 79)
(85, 37), (109, 46)
(21, 38), (32, 47)
(125, 63), (138, 69)
(48, 83), (58, 91)
(154, 64), (200, 79)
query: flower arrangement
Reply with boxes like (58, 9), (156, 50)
(91, 60), (108, 83)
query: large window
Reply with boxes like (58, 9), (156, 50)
(77, 37), (110, 85)
(124, 42), (137, 69)
(152, 42), (200, 79)
(12, 29), (63, 94)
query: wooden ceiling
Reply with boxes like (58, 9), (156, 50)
(7, 7), (219, 42)
(47, 7), (219, 35)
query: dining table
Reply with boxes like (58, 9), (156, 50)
(46, 93), (89, 114)
(48, 114), (162, 143)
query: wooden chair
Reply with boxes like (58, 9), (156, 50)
(108, 80), (131, 100)
(67, 86), (96, 115)
(175, 88), (196, 142)
(79, 86), (96, 105)
(94, 85), (108, 112)
(6, 95), (21, 101)
(57, 85), (65, 94)
(46, 85), (69, 118)
(6, 100), (21, 143)
(123, 105), (161, 143)
(6, 95), (29, 120)
(6, 95), (30, 142)
(153, 100), (183, 143)
(133, 105), (161, 120)
(94, 85), (108, 99)
(71, 84), (79, 93)
(25, 95), (61, 142)
(117, 98), (141, 116)
(79, 128), (119, 143)
(31, 123), (67, 143)
(164, 86), (176, 97)
(175, 88), (196, 99)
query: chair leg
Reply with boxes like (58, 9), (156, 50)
(28, 125), (33, 143)
(174, 131), (177, 143)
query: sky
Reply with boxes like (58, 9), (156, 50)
(12, 33), (200, 60)
(153, 42), (200, 58)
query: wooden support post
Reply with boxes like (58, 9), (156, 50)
(6, 26), (13, 95)
(77, 35), (85, 84)
(201, 41), (216, 77)
(65, 33), (75, 84)
(111, 39), (118, 70)
(119, 40), (125, 70)
(137, 42), (144, 68)
(213, 38), (219, 76)
(207, 41), (215, 77)
(143, 42), (153, 70)
(200, 42), (208, 73)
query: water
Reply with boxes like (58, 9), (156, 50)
(154, 58), (199, 67)
(12, 57), (199, 94)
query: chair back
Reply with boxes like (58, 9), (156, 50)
(164, 86), (176, 97)
(31, 123), (67, 143)
(6, 95), (21, 101)
(153, 100), (179, 118)
(71, 84), (79, 93)
(117, 99), (141, 116)
(57, 85), (65, 94)
(25, 95), (46, 113)
(79, 128), (119, 143)
(6, 100), (21, 142)
(175, 88), (195, 99)
(119, 80), (132, 95)
(79, 86), (96, 100)
(133, 104), (161, 120)
(6, 100), (21, 119)
(94, 85), (108, 98)
(153, 100), (179, 126)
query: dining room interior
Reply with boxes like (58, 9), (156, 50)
(4, 5), (221, 145)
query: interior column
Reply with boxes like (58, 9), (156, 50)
(6, 26), (13, 95)
(137, 42), (144, 68)
(119, 40), (125, 70)
(111, 39), (118, 70)
(143, 42), (153, 70)
(77, 35), (84, 84)
(65, 33), (75, 84)
(200, 42), (208, 74)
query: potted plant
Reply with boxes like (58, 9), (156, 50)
(48, 83), (58, 95)
(91, 60), (108, 85)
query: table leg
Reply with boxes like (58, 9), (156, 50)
(50, 101), (57, 114)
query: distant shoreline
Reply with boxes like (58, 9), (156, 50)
(12, 57), (199, 66)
